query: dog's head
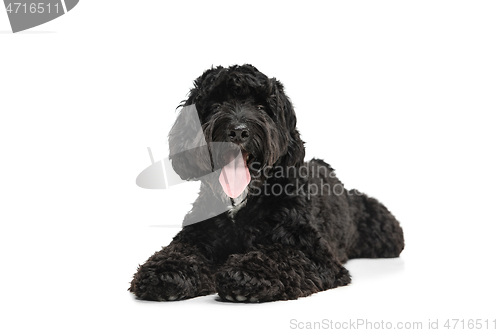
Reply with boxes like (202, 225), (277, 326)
(168, 64), (305, 200)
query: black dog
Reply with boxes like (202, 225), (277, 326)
(129, 64), (404, 302)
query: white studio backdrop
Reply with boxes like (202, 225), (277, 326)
(1, 1), (499, 332)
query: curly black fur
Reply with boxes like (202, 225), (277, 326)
(129, 64), (404, 303)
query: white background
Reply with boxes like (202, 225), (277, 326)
(1, 1), (499, 332)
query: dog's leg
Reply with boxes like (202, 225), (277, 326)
(129, 237), (216, 301)
(215, 225), (351, 303)
(347, 191), (405, 259)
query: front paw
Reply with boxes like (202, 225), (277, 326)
(215, 251), (285, 303)
(129, 260), (215, 301)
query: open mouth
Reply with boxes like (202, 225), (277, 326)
(220, 147), (253, 165)
(242, 150), (254, 164)
(247, 154), (257, 166)
(219, 147), (252, 199)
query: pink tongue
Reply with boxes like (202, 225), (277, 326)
(219, 151), (251, 198)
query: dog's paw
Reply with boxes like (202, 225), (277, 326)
(129, 261), (215, 301)
(129, 270), (186, 301)
(215, 251), (285, 303)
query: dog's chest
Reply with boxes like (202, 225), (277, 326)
(226, 190), (248, 221)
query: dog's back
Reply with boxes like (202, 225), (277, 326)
(299, 158), (404, 262)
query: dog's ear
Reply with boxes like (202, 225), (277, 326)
(168, 104), (212, 180)
(184, 66), (226, 109)
(268, 78), (306, 168)
(168, 67), (229, 180)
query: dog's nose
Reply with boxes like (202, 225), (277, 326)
(227, 125), (250, 143)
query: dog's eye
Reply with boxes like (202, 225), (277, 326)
(213, 103), (221, 110)
(257, 105), (265, 111)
